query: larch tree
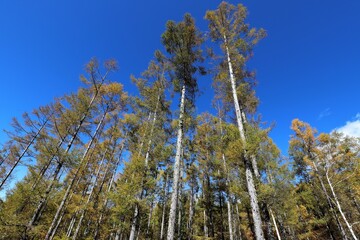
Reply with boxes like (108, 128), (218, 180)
(206, 2), (266, 240)
(161, 13), (204, 240)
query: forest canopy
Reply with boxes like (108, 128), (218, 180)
(0, 2), (359, 240)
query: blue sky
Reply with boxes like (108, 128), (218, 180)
(1, 0), (360, 157)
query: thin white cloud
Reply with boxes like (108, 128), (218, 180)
(332, 113), (360, 138)
(318, 108), (331, 120)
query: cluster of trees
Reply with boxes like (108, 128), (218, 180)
(0, 2), (359, 240)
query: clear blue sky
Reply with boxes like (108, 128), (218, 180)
(1, 0), (360, 155)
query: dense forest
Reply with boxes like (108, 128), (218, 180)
(0, 2), (359, 240)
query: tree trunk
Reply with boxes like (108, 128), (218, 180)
(224, 36), (264, 240)
(95, 143), (124, 239)
(167, 84), (186, 240)
(227, 200), (234, 240)
(28, 159), (63, 227)
(160, 172), (169, 240)
(312, 161), (348, 240)
(72, 151), (106, 240)
(187, 185), (195, 240)
(50, 208), (65, 240)
(129, 205), (140, 240)
(0, 118), (48, 189)
(129, 93), (160, 240)
(204, 209), (209, 238)
(269, 208), (281, 240)
(177, 178), (183, 240)
(218, 115), (234, 240)
(146, 200), (155, 239)
(67, 214), (77, 237)
(235, 203), (243, 240)
(45, 110), (106, 240)
(29, 110), (95, 227)
(326, 171), (358, 240)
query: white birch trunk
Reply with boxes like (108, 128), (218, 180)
(224, 37), (264, 240)
(227, 200), (234, 240)
(311, 158), (348, 240)
(166, 84), (186, 240)
(129, 206), (139, 240)
(326, 171), (358, 240)
(269, 208), (281, 240)
(177, 157), (184, 240)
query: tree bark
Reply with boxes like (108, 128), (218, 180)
(146, 200), (155, 239)
(160, 172), (169, 240)
(167, 84), (186, 240)
(224, 36), (264, 240)
(219, 115), (234, 240)
(269, 208), (281, 240)
(235, 203), (243, 240)
(311, 159), (348, 240)
(326, 171), (358, 240)
(187, 185), (195, 240)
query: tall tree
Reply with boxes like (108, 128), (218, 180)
(206, 2), (266, 239)
(161, 13), (204, 240)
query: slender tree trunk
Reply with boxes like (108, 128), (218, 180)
(50, 209), (65, 240)
(326, 171), (358, 240)
(72, 152), (106, 240)
(219, 190), (225, 240)
(129, 204), (140, 240)
(28, 159), (63, 227)
(160, 172), (169, 240)
(269, 208), (281, 240)
(29, 112), (94, 227)
(95, 143), (124, 239)
(67, 214), (77, 237)
(187, 185), (195, 240)
(224, 37), (264, 240)
(136, 225), (142, 240)
(31, 124), (73, 190)
(312, 162), (348, 240)
(32, 71), (106, 190)
(0, 119), (48, 189)
(204, 209), (209, 238)
(167, 84), (186, 240)
(227, 200), (234, 240)
(177, 177), (183, 240)
(146, 200), (155, 239)
(45, 110), (106, 240)
(235, 203), (243, 240)
(130, 93), (160, 240)
(218, 115), (235, 240)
